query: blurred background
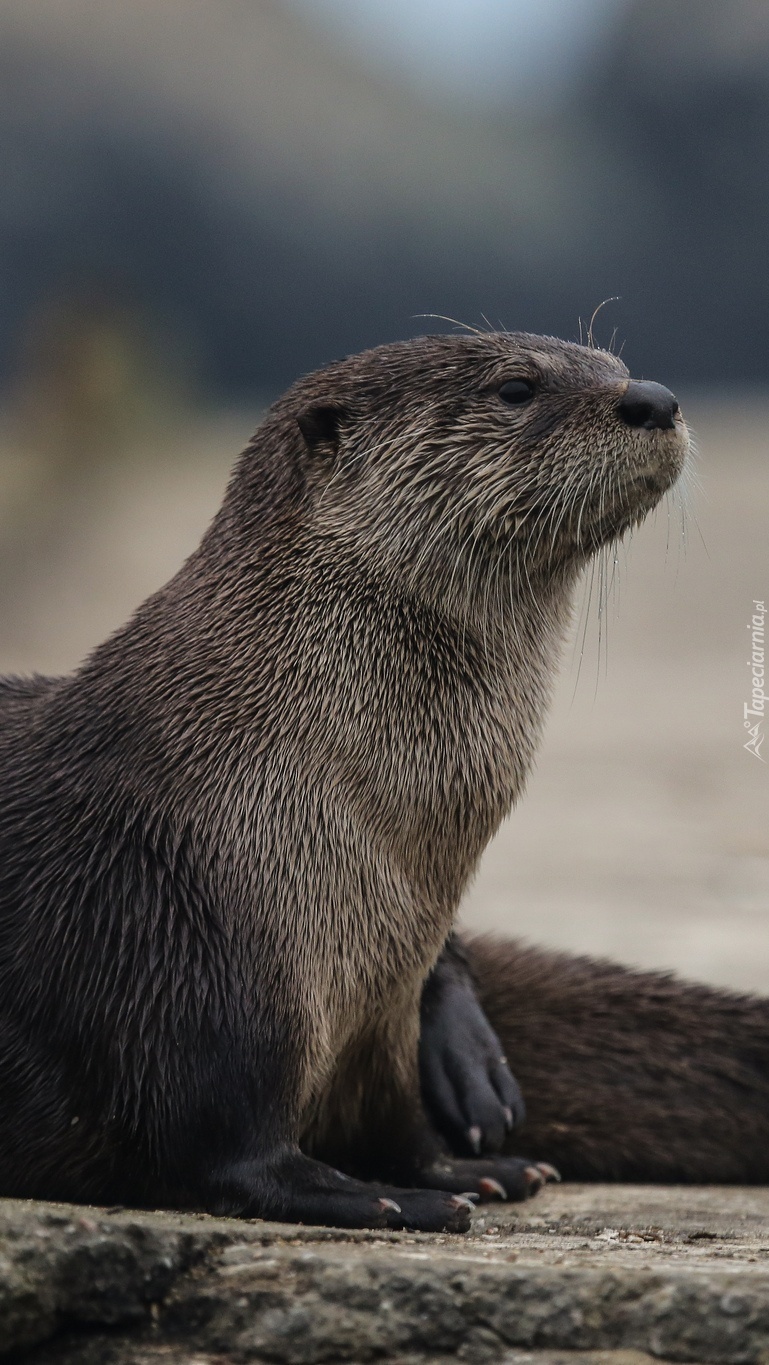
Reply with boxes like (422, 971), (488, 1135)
(0, 0), (766, 987)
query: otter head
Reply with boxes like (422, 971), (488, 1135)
(274, 332), (688, 618)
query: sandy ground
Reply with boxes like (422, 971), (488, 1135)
(0, 398), (766, 991)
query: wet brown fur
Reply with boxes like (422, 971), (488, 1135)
(468, 936), (769, 1183)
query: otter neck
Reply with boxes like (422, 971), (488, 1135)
(72, 524), (575, 912)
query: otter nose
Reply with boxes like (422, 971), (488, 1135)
(619, 380), (679, 431)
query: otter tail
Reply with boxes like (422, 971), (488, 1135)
(464, 934), (769, 1183)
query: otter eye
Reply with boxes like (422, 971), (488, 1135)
(498, 378), (535, 405)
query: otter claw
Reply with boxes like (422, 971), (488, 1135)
(503, 1106), (514, 1130)
(467, 1125), (482, 1154)
(524, 1165), (545, 1190)
(377, 1197), (402, 1214)
(450, 1195), (476, 1212)
(459, 1191), (480, 1203)
(536, 1162), (561, 1182)
(478, 1177), (507, 1200)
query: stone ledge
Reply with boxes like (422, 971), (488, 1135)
(3, 1185), (769, 1363)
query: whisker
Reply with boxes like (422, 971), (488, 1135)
(587, 297), (621, 350)
(413, 313), (492, 339)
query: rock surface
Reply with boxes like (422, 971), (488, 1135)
(3, 1185), (769, 1363)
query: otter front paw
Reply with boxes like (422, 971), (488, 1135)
(420, 945), (525, 1156)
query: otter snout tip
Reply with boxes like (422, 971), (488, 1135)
(619, 380), (679, 432)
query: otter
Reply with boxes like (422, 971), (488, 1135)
(0, 332), (688, 1231)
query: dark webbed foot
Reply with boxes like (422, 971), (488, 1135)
(420, 935), (525, 1155)
(209, 1151), (475, 1233)
(273, 1183), (475, 1232)
(418, 1156), (560, 1202)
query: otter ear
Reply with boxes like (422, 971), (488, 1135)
(296, 403), (343, 459)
